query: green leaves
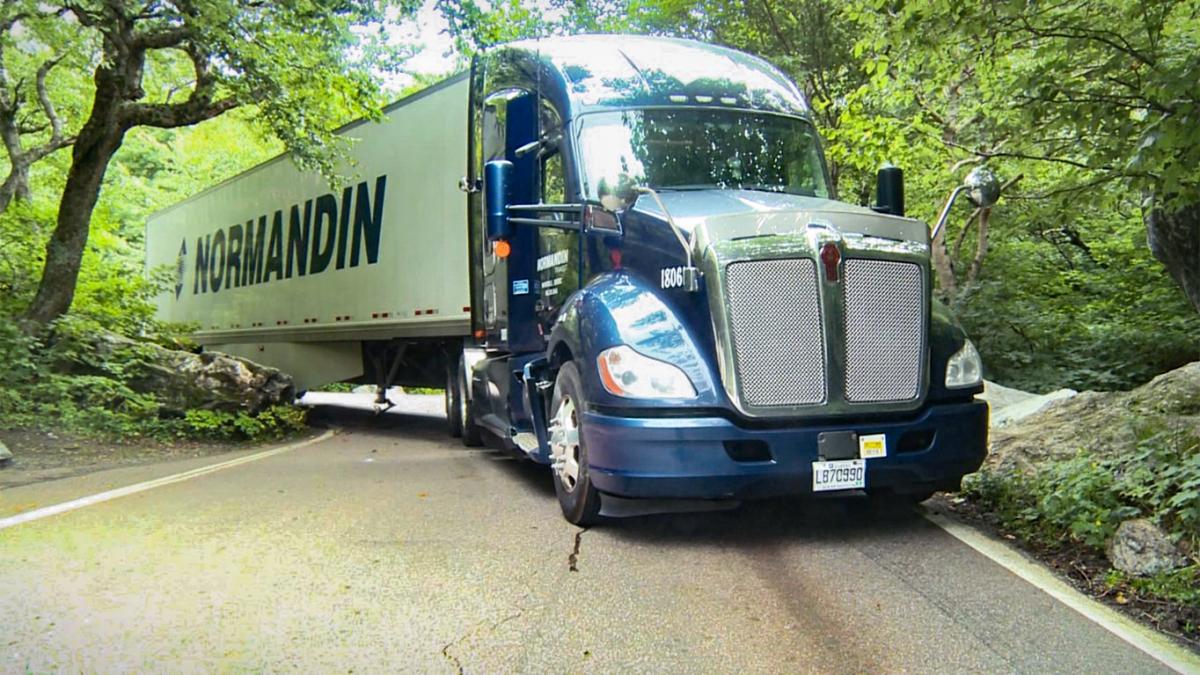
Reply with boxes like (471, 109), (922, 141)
(183, 405), (309, 441)
(966, 425), (1200, 554)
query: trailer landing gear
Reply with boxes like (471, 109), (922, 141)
(366, 343), (406, 416)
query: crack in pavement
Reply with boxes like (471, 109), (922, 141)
(440, 638), (464, 675)
(568, 527), (587, 572)
(439, 542), (567, 672)
(440, 606), (527, 674)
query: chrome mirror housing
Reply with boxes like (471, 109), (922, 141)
(932, 166), (1001, 240)
(964, 166), (1000, 208)
(596, 173), (640, 212)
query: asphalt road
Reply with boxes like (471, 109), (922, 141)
(0, 394), (1180, 673)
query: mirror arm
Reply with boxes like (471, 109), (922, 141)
(931, 185), (967, 242)
(634, 186), (692, 269)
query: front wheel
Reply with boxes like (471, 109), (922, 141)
(548, 362), (602, 526)
(458, 358), (484, 447)
(445, 364), (462, 438)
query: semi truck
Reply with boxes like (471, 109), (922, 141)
(147, 34), (994, 525)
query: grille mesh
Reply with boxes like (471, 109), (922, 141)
(725, 259), (825, 407)
(843, 259), (923, 402)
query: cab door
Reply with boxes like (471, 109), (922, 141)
(477, 88), (539, 349)
(534, 102), (580, 338)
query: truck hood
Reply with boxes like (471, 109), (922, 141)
(630, 189), (930, 258)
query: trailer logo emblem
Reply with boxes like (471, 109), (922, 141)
(174, 239), (187, 300)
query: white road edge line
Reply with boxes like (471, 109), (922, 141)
(923, 509), (1200, 674)
(0, 428), (337, 531)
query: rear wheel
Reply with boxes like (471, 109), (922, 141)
(549, 362), (602, 526)
(458, 358), (484, 447)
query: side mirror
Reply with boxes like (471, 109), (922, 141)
(964, 166), (1000, 208)
(596, 173), (640, 212)
(873, 165), (905, 216)
(484, 160), (512, 241)
(932, 165), (1002, 240)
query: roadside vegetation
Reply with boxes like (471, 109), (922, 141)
(964, 429), (1200, 640)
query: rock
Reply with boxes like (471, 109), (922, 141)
(0, 440), (11, 467)
(134, 349), (295, 415)
(64, 329), (294, 415)
(986, 362), (1200, 472)
(980, 381), (1077, 429)
(1106, 519), (1187, 576)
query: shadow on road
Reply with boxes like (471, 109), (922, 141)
(305, 396), (928, 544)
(606, 498), (930, 548)
(305, 399), (449, 443)
(305, 397), (557, 498)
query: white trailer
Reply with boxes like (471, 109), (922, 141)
(146, 75), (471, 391)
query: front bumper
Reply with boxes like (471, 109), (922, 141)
(583, 401), (988, 499)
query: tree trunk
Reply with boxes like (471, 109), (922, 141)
(1146, 201), (1200, 313)
(0, 160), (29, 213)
(931, 230), (958, 303)
(21, 125), (124, 326)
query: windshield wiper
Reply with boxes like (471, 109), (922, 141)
(646, 184), (716, 192)
(737, 185), (819, 198)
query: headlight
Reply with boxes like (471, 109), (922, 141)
(597, 345), (697, 399)
(945, 339), (983, 388)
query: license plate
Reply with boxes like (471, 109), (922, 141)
(812, 459), (866, 492)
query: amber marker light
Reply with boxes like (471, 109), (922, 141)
(494, 240), (512, 258)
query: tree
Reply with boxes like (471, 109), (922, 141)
(21, 0), (413, 328)
(846, 0), (1199, 311)
(0, 1), (89, 213)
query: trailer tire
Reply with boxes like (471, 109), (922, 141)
(458, 359), (484, 447)
(445, 366), (463, 438)
(549, 362), (602, 526)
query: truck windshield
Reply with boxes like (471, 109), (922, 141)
(576, 108), (830, 199)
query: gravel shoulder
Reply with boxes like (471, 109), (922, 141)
(0, 428), (277, 491)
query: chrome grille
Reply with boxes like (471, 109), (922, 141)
(843, 259), (923, 402)
(725, 259), (825, 407)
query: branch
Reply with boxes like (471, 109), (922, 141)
(63, 2), (105, 29)
(23, 53), (74, 162)
(963, 206), (991, 289)
(127, 94), (237, 128)
(952, 208), (982, 261)
(35, 54), (66, 144)
(120, 46), (238, 128)
(759, 0), (796, 54)
(1007, 172), (1127, 200)
(1015, 15), (1158, 69)
(131, 25), (190, 50)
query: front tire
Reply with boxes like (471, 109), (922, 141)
(548, 362), (602, 526)
(445, 364), (463, 438)
(458, 358), (484, 447)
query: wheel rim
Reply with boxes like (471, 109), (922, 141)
(458, 368), (470, 435)
(549, 394), (581, 493)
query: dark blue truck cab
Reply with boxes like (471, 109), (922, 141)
(453, 35), (990, 524)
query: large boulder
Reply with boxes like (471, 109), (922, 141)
(75, 331), (294, 415)
(986, 362), (1200, 472)
(979, 380), (1077, 429)
(1106, 519), (1187, 576)
(0, 440), (11, 467)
